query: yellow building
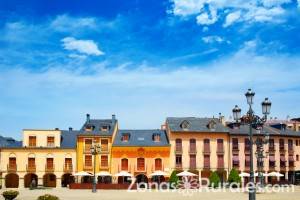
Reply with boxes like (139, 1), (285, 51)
(0, 129), (76, 188)
(76, 114), (118, 183)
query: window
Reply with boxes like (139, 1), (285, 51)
(180, 120), (190, 129)
(101, 125), (110, 132)
(47, 136), (55, 147)
(245, 154), (250, 167)
(29, 136), (36, 147)
(137, 158), (145, 171)
(296, 155), (299, 161)
(84, 139), (93, 152)
(101, 155), (108, 167)
(121, 133), (130, 142)
(153, 133), (161, 142)
(121, 158), (128, 171)
(175, 155), (182, 168)
(189, 139), (196, 153)
(269, 155), (275, 168)
(46, 158), (54, 169)
(85, 155), (92, 167)
(175, 139), (182, 152)
(190, 155), (196, 169)
(64, 158), (72, 170)
(155, 158), (162, 171)
(288, 139), (293, 150)
(232, 138), (239, 150)
(101, 139), (108, 151)
(232, 154), (239, 167)
(245, 138), (250, 151)
(204, 139), (210, 153)
(280, 154), (286, 167)
(269, 139), (275, 151)
(296, 140), (299, 146)
(279, 139), (285, 150)
(9, 157), (16, 168)
(217, 139), (224, 152)
(28, 158), (35, 168)
(204, 155), (210, 168)
(217, 155), (224, 168)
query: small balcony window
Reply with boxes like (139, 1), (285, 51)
(121, 133), (130, 142)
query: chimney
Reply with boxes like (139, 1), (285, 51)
(55, 128), (59, 131)
(86, 113), (90, 123)
(69, 127), (73, 131)
(112, 114), (116, 124)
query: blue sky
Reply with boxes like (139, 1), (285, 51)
(0, 0), (300, 139)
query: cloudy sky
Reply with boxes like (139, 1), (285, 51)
(0, 0), (300, 139)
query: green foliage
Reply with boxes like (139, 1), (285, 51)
(37, 194), (60, 200)
(228, 168), (241, 187)
(209, 171), (220, 188)
(169, 170), (179, 189)
(2, 190), (19, 200)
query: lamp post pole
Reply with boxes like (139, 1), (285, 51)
(232, 89), (272, 200)
(91, 143), (101, 193)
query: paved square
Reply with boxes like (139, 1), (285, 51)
(1, 187), (300, 200)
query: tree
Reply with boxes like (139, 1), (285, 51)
(169, 170), (179, 189)
(228, 168), (241, 187)
(209, 171), (220, 188)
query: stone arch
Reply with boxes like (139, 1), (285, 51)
(5, 173), (19, 188)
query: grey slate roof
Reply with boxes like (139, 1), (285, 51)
(113, 129), (169, 147)
(80, 119), (117, 136)
(166, 117), (228, 133)
(61, 130), (81, 148)
(228, 124), (300, 137)
(0, 136), (22, 148)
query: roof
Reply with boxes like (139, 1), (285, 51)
(79, 119), (117, 136)
(0, 136), (22, 148)
(61, 130), (81, 148)
(166, 117), (228, 133)
(113, 129), (169, 147)
(228, 124), (300, 137)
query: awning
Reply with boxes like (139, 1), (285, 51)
(74, 171), (93, 176)
(177, 171), (198, 177)
(280, 155), (286, 162)
(269, 155), (275, 162)
(96, 171), (112, 176)
(289, 155), (294, 162)
(114, 171), (133, 177)
(150, 171), (169, 177)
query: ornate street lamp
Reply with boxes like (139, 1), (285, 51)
(90, 142), (101, 193)
(232, 89), (271, 200)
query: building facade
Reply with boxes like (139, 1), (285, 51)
(1, 114), (300, 188)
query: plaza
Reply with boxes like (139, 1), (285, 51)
(1, 187), (300, 200)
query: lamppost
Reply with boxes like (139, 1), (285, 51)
(255, 136), (269, 187)
(90, 142), (101, 193)
(232, 89), (271, 200)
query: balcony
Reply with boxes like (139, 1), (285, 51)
(64, 164), (73, 173)
(279, 146), (286, 153)
(83, 165), (93, 171)
(203, 164), (210, 170)
(189, 147), (197, 154)
(203, 147), (211, 155)
(269, 146), (276, 153)
(216, 147), (224, 154)
(232, 146), (239, 152)
(175, 163), (182, 170)
(101, 146), (109, 153)
(7, 164), (17, 172)
(45, 164), (55, 172)
(175, 147), (183, 154)
(26, 164), (36, 172)
(269, 164), (276, 171)
(288, 148), (294, 154)
(217, 163), (224, 170)
(244, 147), (250, 153)
(99, 164), (109, 170)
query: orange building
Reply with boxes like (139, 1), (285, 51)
(111, 130), (170, 184)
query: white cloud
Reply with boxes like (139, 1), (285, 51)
(196, 6), (218, 25)
(61, 37), (104, 56)
(169, 0), (295, 27)
(223, 11), (241, 27)
(1, 44), (300, 137)
(202, 35), (225, 43)
(50, 14), (97, 32)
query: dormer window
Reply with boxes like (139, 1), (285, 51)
(180, 120), (190, 130)
(85, 124), (95, 131)
(101, 125), (110, 132)
(152, 133), (161, 142)
(207, 120), (217, 130)
(121, 133), (130, 142)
